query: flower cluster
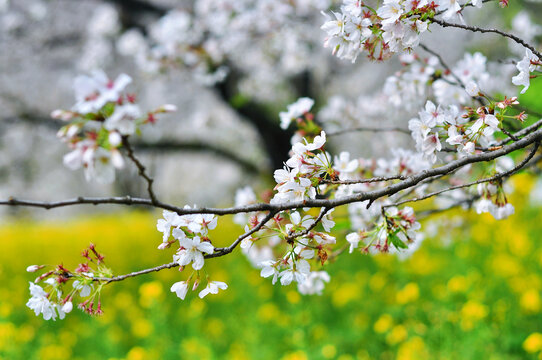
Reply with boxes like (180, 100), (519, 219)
(346, 206), (422, 256)
(248, 209), (334, 295)
(22, 0), (541, 320)
(52, 70), (176, 183)
(116, 0), (331, 97)
(279, 97), (315, 130)
(157, 209), (217, 269)
(26, 244), (112, 320)
(157, 209), (230, 300)
(320, 0), (486, 63)
(409, 96), (526, 163)
(475, 182), (515, 220)
(271, 129), (330, 205)
(512, 49), (541, 94)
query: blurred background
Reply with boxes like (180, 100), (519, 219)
(1, 0), (542, 359)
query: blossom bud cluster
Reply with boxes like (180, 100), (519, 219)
(26, 244), (111, 320)
(52, 70), (176, 183)
(347, 206), (422, 257)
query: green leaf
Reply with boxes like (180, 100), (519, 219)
(388, 232), (408, 250)
(96, 127), (110, 149)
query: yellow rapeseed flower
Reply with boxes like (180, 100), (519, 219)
(332, 283), (359, 307)
(523, 332), (542, 354)
(227, 342), (250, 360)
(281, 350), (308, 360)
(369, 273), (387, 292)
(286, 290), (301, 304)
(39, 345), (71, 360)
(386, 325), (408, 345)
(396, 283), (419, 304)
(138, 281), (163, 307)
(460, 300), (488, 331)
(520, 289), (541, 313)
(257, 303), (281, 322)
(447, 275), (468, 293)
(396, 336), (429, 360)
(321, 344), (337, 359)
(205, 318), (225, 339)
(374, 314), (393, 334)
(131, 318), (152, 338)
(491, 254), (522, 278)
(126, 346), (147, 360)
(180, 338), (212, 360)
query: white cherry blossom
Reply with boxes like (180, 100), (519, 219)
(173, 236), (214, 270)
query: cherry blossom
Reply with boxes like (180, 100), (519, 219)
(170, 281), (189, 300)
(173, 236), (214, 270)
(198, 281), (228, 298)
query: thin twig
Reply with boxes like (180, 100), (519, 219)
(386, 141), (540, 208)
(322, 174), (407, 185)
(430, 18), (542, 60)
(210, 211), (277, 257)
(419, 43), (486, 106)
(419, 43), (465, 88)
(286, 207), (331, 242)
(122, 137), (159, 204)
(499, 127), (519, 141)
(93, 210), (277, 283)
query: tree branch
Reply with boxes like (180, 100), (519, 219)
(4, 125), (542, 216)
(322, 175), (407, 185)
(92, 210), (277, 283)
(386, 141), (540, 208)
(430, 17), (542, 60)
(122, 137), (159, 204)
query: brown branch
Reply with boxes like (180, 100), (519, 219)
(386, 141), (540, 208)
(92, 262), (179, 283)
(419, 43), (465, 88)
(499, 127), (519, 142)
(93, 210), (277, 283)
(430, 18), (542, 60)
(322, 175), (407, 185)
(122, 136), (158, 204)
(286, 207), (330, 242)
(209, 211), (277, 257)
(3, 126), (542, 216)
